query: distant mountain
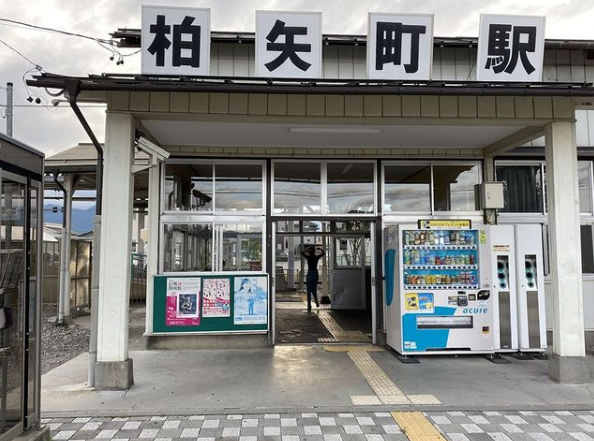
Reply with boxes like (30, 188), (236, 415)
(44, 204), (96, 233)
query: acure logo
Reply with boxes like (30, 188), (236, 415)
(462, 307), (488, 314)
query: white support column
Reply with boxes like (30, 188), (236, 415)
(62, 174), (73, 320)
(145, 163), (161, 334)
(137, 213), (146, 255)
(95, 113), (135, 390)
(545, 120), (589, 383)
(58, 174), (73, 324)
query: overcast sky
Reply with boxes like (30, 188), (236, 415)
(1, 0), (593, 156)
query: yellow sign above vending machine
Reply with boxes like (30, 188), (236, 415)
(418, 219), (472, 229)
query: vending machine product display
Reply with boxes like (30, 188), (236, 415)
(386, 223), (495, 355)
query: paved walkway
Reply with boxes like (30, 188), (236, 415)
(44, 410), (594, 441)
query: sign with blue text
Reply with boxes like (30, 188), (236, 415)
(141, 6), (210, 76)
(367, 13), (434, 81)
(476, 14), (545, 82)
(255, 10), (322, 78)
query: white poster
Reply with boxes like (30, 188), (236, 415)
(141, 6), (210, 76)
(367, 13), (434, 81)
(255, 10), (322, 78)
(476, 14), (545, 82)
(233, 276), (268, 325)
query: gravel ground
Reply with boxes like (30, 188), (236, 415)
(41, 304), (90, 374)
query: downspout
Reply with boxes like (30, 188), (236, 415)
(64, 80), (103, 215)
(64, 79), (103, 388)
(53, 172), (67, 326)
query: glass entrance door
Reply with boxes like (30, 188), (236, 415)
(273, 220), (375, 345)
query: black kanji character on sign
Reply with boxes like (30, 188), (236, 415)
(147, 15), (172, 67)
(376, 22), (426, 73)
(485, 24), (537, 75)
(265, 19), (311, 72)
(172, 16), (201, 67)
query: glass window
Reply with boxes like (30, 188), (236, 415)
(215, 164), (263, 212)
(384, 164), (431, 212)
(0, 177), (26, 435)
(164, 162), (264, 213)
(274, 162), (321, 214)
(220, 223), (263, 271)
(163, 223), (212, 272)
(496, 165), (544, 213)
(28, 185), (40, 421)
(327, 162), (374, 214)
(578, 162), (592, 214)
(581, 225), (594, 274)
(164, 163), (213, 212)
(433, 164), (480, 211)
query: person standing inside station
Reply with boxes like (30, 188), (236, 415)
(301, 245), (325, 312)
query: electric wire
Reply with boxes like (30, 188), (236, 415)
(0, 36), (42, 70)
(0, 17), (140, 109)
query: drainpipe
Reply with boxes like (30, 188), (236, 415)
(64, 79), (103, 388)
(53, 172), (67, 326)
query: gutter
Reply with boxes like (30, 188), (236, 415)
(64, 79), (103, 215)
(63, 79), (103, 388)
(30, 75), (594, 98)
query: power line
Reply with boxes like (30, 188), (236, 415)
(0, 36), (42, 70)
(0, 17), (114, 46)
(0, 17), (141, 64)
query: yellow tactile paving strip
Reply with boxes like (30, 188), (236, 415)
(391, 412), (447, 441)
(348, 350), (411, 405)
(323, 345), (441, 406)
(316, 310), (370, 343)
(323, 345), (384, 352)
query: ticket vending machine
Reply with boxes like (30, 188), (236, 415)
(514, 224), (547, 353)
(386, 223), (495, 355)
(479, 225), (518, 353)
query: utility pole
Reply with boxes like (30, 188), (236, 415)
(6, 82), (13, 136)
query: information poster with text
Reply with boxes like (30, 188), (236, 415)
(166, 277), (201, 326)
(202, 278), (231, 318)
(233, 276), (268, 325)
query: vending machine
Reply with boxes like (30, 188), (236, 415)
(514, 224), (547, 353)
(386, 222), (495, 355)
(479, 225), (518, 353)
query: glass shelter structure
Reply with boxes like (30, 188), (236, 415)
(0, 133), (43, 441)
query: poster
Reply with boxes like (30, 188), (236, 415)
(418, 293), (435, 314)
(405, 293), (418, 311)
(166, 277), (201, 326)
(233, 276), (268, 325)
(202, 278), (231, 318)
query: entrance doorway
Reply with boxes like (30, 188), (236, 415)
(273, 220), (375, 344)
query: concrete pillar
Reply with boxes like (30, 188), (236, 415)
(145, 163), (161, 334)
(95, 113), (135, 390)
(545, 120), (589, 383)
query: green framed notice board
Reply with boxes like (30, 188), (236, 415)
(153, 273), (269, 334)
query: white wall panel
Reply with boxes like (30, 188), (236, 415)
(323, 46), (339, 78)
(576, 110), (590, 147)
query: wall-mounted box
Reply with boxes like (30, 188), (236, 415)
(475, 182), (505, 209)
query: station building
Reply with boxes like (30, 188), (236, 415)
(28, 10), (594, 389)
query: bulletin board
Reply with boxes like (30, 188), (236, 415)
(153, 273), (269, 334)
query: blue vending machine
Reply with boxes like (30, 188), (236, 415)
(386, 222), (495, 355)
